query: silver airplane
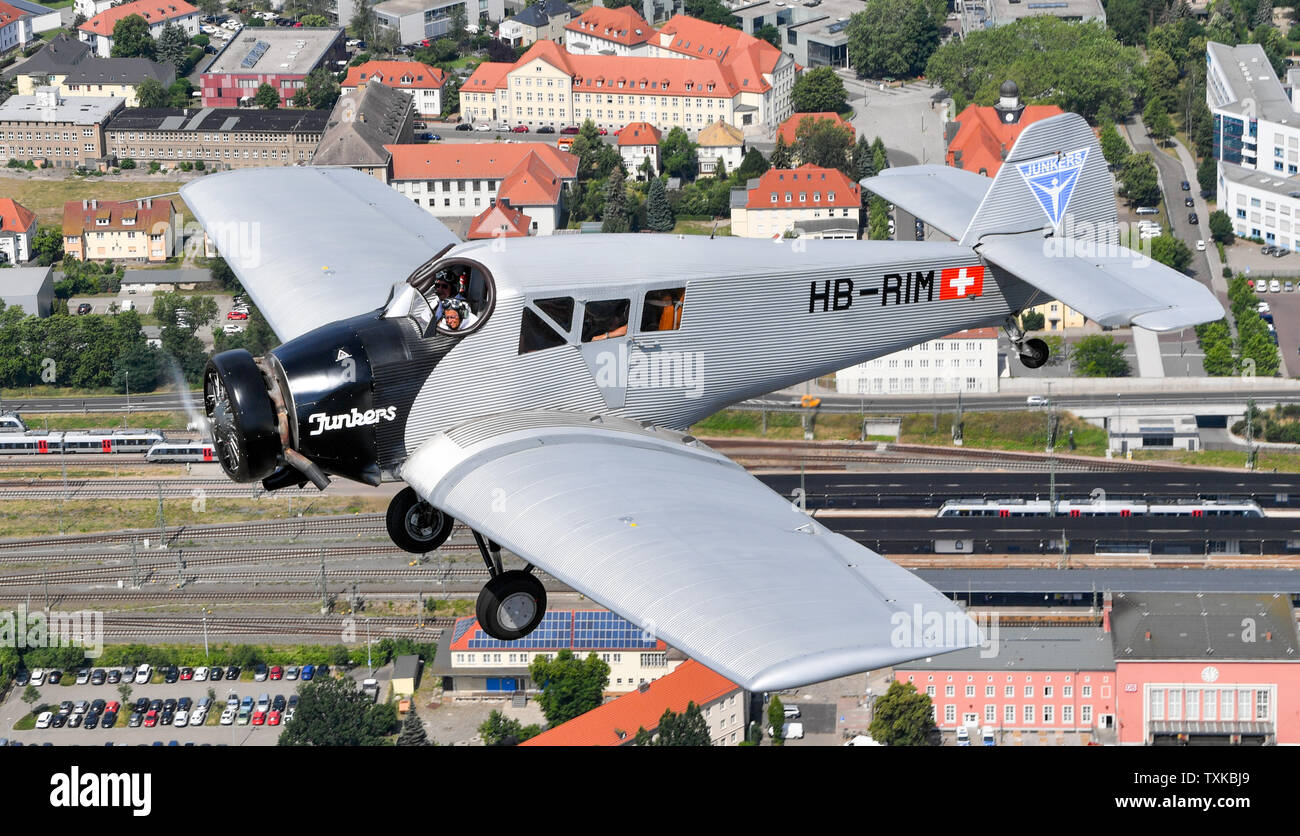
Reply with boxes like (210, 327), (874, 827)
(187, 113), (1221, 691)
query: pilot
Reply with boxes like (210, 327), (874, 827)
(430, 275), (464, 321)
(441, 300), (477, 332)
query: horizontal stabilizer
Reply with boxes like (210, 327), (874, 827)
(859, 164), (991, 239)
(979, 234), (1224, 331)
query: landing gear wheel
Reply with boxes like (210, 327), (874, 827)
(476, 570), (547, 640)
(385, 487), (453, 554)
(1019, 338), (1049, 369)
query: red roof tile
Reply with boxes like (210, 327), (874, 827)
(496, 150), (564, 205)
(462, 61), (512, 91)
(565, 6), (655, 46)
(617, 120), (660, 146)
(387, 142), (578, 208)
(343, 60), (445, 90)
(80, 0), (198, 35)
(468, 202), (531, 239)
(0, 0), (27, 27)
(776, 111), (852, 145)
(61, 198), (173, 236)
(520, 660), (738, 746)
(945, 102), (1064, 176)
(746, 164), (859, 209)
(0, 198), (36, 235)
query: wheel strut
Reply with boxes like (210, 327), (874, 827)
(472, 530), (503, 577)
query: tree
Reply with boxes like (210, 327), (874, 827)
(646, 176), (674, 231)
(1197, 156), (1218, 194)
(157, 23), (191, 72)
(867, 194), (890, 240)
(870, 136), (888, 174)
(795, 116), (855, 174)
(1099, 123), (1129, 169)
(292, 67), (340, 109)
(1143, 98), (1174, 145)
(1150, 234), (1193, 273)
(755, 23), (781, 48)
(791, 66), (847, 114)
(111, 15), (157, 59)
(601, 166), (631, 233)
(851, 135), (875, 181)
(529, 649), (610, 726)
(199, 0), (223, 16)
(135, 77), (168, 109)
(868, 680), (935, 746)
(736, 147), (769, 180)
(1071, 334), (1130, 377)
(441, 74), (460, 119)
(254, 82), (280, 109)
(72, 10), (86, 28)
(1144, 48), (1180, 112)
(770, 135), (793, 169)
(279, 676), (400, 745)
(396, 706), (431, 745)
(300, 13), (329, 26)
(479, 709), (541, 745)
(659, 126), (698, 181)
(768, 695), (786, 745)
(449, 3), (468, 44)
(1021, 310), (1045, 331)
(1209, 209), (1235, 244)
(1117, 153), (1161, 208)
(847, 0), (940, 80)
(168, 78), (195, 108)
(350, 3), (378, 44)
(31, 227), (63, 266)
(641, 702), (712, 745)
(22, 684), (39, 705)
(683, 0), (741, 26)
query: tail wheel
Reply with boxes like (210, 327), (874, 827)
(476, 570), (546, 641)
(1020, 338), (1049, 369)
(385, 487), (454, 554)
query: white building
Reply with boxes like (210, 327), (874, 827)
(78, 0), (200, 58)
(0, 0), (33, 55)
(341, 59), (446, 119)
(617, 120), (660, 177)
(564, 5), (654, 57)
(834, 327), (1001, 395)
(697, 117), (743, 177)
(0, 199), (36, 264)
(729, 164), (860, 239)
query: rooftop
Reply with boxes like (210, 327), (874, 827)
(446, 610), (667, 653)
(392, 654), (420, 680)
(105, 106), (330, 134)
(986, 0), (1106, 25)
(945, 101), (1064, 176)
(745, 163), (859, 209)
(1206, 41), (1297, 124)
(1218, 161), (1300, 199)
(697, 118), (744, 147)
(511, 0), (576, 28)
(63, 57), (175, 87)
(79, 0), (198, 36)
(565, 5), (654, 48)
(5, 33), (90, 78)
(0, 198), (37, 234)
(467, 201), (531, 239)
(0, 265), (53, 296)
(0, 87), (124, 124)
(342, 59), (446, 90)
(312, 81), (413, 167)
(205, 27), (342, 76)
(895, 626), (1117, 671)
(0, 0), (29, 26)
(373, 0), (460, 16)
(617, 120), (661, 146)
(520, 660), (738, 746)
(776, 110), (852, 145)
(1109, 592), (1300, 661)
(386, 141), (578, 191)
(62, 197), (174, 236)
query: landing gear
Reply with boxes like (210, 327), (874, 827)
(471, 530), (546, 640)
(1006, 315), (1051, 369)
(385, 487), (454, 554)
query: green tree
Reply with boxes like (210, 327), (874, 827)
(736, 147), (769, 181)
(209, 255), (241, 292)
(768, 695), (786, 745)
(479, 709), (542, 745)
(31, 227), (63, 266)
(1021, 310), (1045, 331)
(110, 15), (157, 59)
(1143, 98), (1174, 145)
(1071, 334), (1131, 377)
(791, 66), (847, 113)
(646, 176), (674, 231)
(299, 12), (329, 26)
(643, 702), (712, 746)
(199, 0), (223, 17)
(156, 23), (191, 72)
(870, 136), (888, 174)
(683, 0), (740, 26)
(795, 115), (855, 174)
(1099, 123), (1129, 169)
(292, 67), (340, 109)
(754, 23), (781, 48)
(22, 684), (39, 705)
(659, 126), (699, 181)
(1118, 153), (1161, 208)
(851, 135), (875, 181)
(441, 74), (460, 119)
(1150, 234), (1193, 273)
(847, 0), (939, 79)
(868, 680), (935, 746)
(601, 165), (631, 233)
(1144, 48), (1180, 111)
(135, 77), (168, 109)
(770, 135), (793, 169)
(168, 78), (195, 108)
(529, 649), (610, 726)
(867, 194), (891, 240)
(1208, 209), (1234, 244)
(1197, 156), (1218, 195)
(449, 3), (468, 44)
(254, 82), (280, 109)
(279, 676), (400, 745)
(396, 706), (431, 745)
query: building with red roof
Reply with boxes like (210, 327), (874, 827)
(460, 17), (794, 135)
(776, 110), (853, 147)
(342, 59), (447, 119)
(387, 141), (578, 235)
(565, 5), (655, 57)
(520, 660), (749, 746)
(730, 163), (860, 239)
(0, 198), (36, 263)
(62, 196), (176, 262)
(78, 0), (199, 58)
(617, 120), (661, 177)
(944, 81), (1063, 177)
(467, 201), (532, 240)
(0, 0), (33, 56)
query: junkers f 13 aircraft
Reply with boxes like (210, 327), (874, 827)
(187, 113), (1221, 691)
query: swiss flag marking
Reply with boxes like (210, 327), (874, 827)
(939, 265), (985, 300)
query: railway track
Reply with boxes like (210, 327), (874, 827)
(95, 614), (450, 639)
(0, 514), (388, 550)
(0, 565), (546, 588)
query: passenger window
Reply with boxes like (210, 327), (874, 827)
(519, 307), (567, 354)
(535, 297), (574, 332)
(407, 257), (495, 336)
(581, 299), (630, 342)
(640, 287), (685, 332)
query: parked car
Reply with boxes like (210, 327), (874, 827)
(193, 667), (208, 682)
(1026, 395), (1050, 407)
(475, 124), (492, 132)
(1271, 280), (1282, 292)
(455, 123), (473, 131)
(598, 127), (608, 135)
(30, 669), (45, 686)
(1196, 239), (1206, 251)
(251, 711), (266, 726)
(1287, 281), (1295, 292)
(75, 668), (90, 685)
(1263, 245), (1276, 255)
(511, 124), (529, 133)
(180, 667), (193, 681)
(128, 712), (143, 728)
(163, 666), (179, 683)
(90, 668), (105, 685)
(1180, 180), (1191, 191)
(956, 725), (971, 745)
(101, 711), (118, 729)
(1184, 197), (1194, 207)
(254, 664), (268, 681)
(272, 694), (287, 712)
(1187, 212), (1198, 224)
(227, 693), (240, 709)
(13, 670), (28, 686)
(106, 669), (121, 684)
(47, 670), (62, 685)
(73, 700), (88, 714)
(174, 710), (188, 728)
(144, 710), (158, 728)
(226, 310), (248, 320)
(50, 714), (67, 728)
(220, 708), (235, 725)
(783, 705), (801, 718)
(225, 666), (241, 680)
(285, 666), (299, 681)
(83, 712), (99, 729)
(269, 666), (283, 681)
(134, 665), (151, 684)
(300, 664), (315, 681)
(76, 303), (92, 315)
(537, 125), (555, 134)
(209, 666), (223, 680)
(35, 712), (52, 729)
(267, 710), (281, 726)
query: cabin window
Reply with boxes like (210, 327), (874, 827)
(407, 256), (496, 336)
(534, 296), (575, 331)
(639, 287), (685, 332)
(581, 299), (630, 342)
(519, 307), (567, 354)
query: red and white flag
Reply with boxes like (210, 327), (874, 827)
(939, 265), (985, 300)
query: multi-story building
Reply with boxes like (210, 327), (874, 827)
(59, 58), (175, 108)
(386, 141), (577, 234)
(1028, 299), (1085, 332)
(78, 0), (199, 58)
(696, 117), (743, 176)
(105, 106), (330, 169)
(522, 660), (749, 746)
(62, 197), (176, 262)
(499, 0), (576, 49)
(342, 59), (446, 119)
(834, 328), (1001, 395)
(73, 0), (115, 20)
(0, 265), (53, 316)
(617, 119), (659, 177)
(0, 198), (37, 264)
(7, 0), (61, 35)
(729, 163), (859, 238)
(200, 27), (346, 108)
(311, 80), (415, 179)
(372, 0), (473, 46)
(430, 610), (684, 697)
(0, 0), (33, 56)
(12, 33), (92, 96)
(460, 36), (790, 136)
(564, 5), (654, 57)
(0, 86), (122, 168)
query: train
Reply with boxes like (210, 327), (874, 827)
(0, 413), (27, 433)
(936, 498), (1265, 518)
(144, 442), (216, 463)
(0, 430), (164, 454)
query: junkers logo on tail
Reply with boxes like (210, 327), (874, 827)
(307, 406), (397, 436)
(1016, 147), (1088, 227)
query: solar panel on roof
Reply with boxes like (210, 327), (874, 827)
(451, 617), (477, 643)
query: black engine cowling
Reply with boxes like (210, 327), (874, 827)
(204, 349), (282, 482)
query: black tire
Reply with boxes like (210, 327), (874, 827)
(1020, 337), (1049, 369)
(385, 487), (453, 554)
(476, 570), (546, 641)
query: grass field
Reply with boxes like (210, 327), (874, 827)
(18, 412), (192, 431)
(0, 178), (193, 227)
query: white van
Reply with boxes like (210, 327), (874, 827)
(1134, 206), (1159, 215)
(119, 299), (135, 312)
(956, 725), (971, 745)
(981, 727), (996, 746)
(1026, 395), (1050, 407)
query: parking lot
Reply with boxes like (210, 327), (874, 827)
(1, 669), (306, 746)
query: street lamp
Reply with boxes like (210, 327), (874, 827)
(366, 618), (372, 673)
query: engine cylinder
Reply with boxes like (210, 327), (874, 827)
(203, 349), (283, 482)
